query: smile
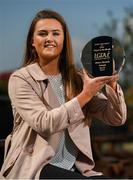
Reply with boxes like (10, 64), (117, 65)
(44, 44), (56, 48)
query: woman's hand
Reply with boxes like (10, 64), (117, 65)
(106, 74), (119, 91)
(77, 70), (119, 107)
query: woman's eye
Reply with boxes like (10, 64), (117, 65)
(38, 32), (47, 36)
(37, 31), (48, 36)
(53, 32), (60, 36)
(37, 31), (60, 37)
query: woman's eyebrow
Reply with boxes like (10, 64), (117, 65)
(38, 29), (61, 32)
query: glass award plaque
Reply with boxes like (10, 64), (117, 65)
(81, 36), (125, 77)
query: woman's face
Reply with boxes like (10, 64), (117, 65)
(32, 18), (64, 62)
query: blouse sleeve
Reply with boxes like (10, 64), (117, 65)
(87, 84), (127, 126)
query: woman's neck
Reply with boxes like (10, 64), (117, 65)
(39, 58), (60, 75)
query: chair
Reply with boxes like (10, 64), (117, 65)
(0, 95), (13, 169)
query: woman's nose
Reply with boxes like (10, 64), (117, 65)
(46, 33), (53, 41)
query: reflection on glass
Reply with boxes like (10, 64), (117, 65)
(81, 36), (125, 77)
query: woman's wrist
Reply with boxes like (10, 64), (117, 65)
(77, 91), (92, 108)
(107, 82), (117, 92)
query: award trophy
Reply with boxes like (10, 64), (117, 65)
(81, 36), (125, 77)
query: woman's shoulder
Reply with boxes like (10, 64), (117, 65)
(9, 66), (28, 79)
(10, 63), (37, 79)
(9, 62), (46, 82)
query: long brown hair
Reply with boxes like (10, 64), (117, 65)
(23, 9), (83, 101)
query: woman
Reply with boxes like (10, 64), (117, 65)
(0, 9), (127, 179)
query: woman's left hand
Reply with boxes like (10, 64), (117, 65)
(106, 74), (119, 91)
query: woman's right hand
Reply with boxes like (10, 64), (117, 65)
(77, 70), (116, 108)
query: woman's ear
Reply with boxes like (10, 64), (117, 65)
(31, 38), (35, 47)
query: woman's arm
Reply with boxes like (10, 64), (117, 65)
(8, 72), (84, 137)
(77, 71), (127, 126)
(87, 84), (127, 126)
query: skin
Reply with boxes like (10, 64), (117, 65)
(32, 18), (64, 75)
(77, 71), (119, 107)
(32, 18), (119, 108)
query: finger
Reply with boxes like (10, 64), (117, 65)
(77, 68), (88, 78)
(110, 74), (119, 81)
(94, 76), (113, 83)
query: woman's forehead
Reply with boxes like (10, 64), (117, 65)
(35, 18), (63, 31)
